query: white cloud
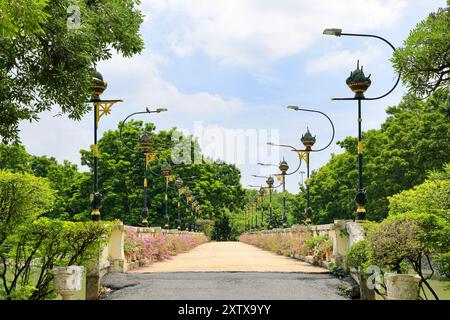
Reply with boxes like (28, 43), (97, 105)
(19, 112), (91, 171)
(97, 51), (243, 115)
(305, 45), (383, 74)
(143, 0), (408, 66)
(18, 51), (244, 168)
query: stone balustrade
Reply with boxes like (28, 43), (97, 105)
(242, 219), (366, 268)
(86, 221), (205, 299)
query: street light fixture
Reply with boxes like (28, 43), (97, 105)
(90, 71), (123, 222)
(138, 133), (152, 226)
(161, 162), (172, 228)
(119, 107), (168, 226)
(323, 28), (399, 222)
(252, 175), (275, 229)
(257, 159), (292, 228)
(267, 106), (335, 224)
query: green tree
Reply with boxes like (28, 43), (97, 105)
(305, 89), (450, 223)
(0, 170), (55, 246)
(391, 4), (449, 97)
(0, 143), (90, 220)
(0, 0), (144, 143)
(79, 121), (246, 227)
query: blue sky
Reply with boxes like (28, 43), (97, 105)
(19, 0), (446, 192)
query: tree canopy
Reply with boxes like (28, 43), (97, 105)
(0, 0), (144, 143)
(391, 3), (449, 97)
(298, 89), (449, 224)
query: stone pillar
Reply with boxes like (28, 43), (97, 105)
(109, 222), (126, 273)
(345, 221), (365, 246)
(86, 248), (101, 300)
(385, 273), (420, 300)
(53, 266), (84, 300)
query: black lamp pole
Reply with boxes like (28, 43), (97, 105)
(323, 28), (399, 222)
(259, 188), (265, 228)
(90, 71), (122, 221)
(175, 179), (183, 230)
(138, 134), (152, 226)
(161, 163), (171, 228)
(268, 106), (335, 224)
(119, 108), (167, 226)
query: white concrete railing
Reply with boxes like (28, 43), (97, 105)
(105, 222), (205, 273)
(86, 221), (205, 299)
(242, 219), (366, 268)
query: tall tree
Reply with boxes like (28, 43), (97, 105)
(0, 0), (144, 143)
(391, 3), (449, 97)
(79, 121), (246, 227)
(304, 89), (450, 223)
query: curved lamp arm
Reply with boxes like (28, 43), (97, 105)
(323, 29), (400, 101)
(287, 106), (335, 152)
(119, 108), (168, 152)
(257, 159), (302, 176)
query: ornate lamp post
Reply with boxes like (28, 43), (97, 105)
(161, 163), (172, 228)
(268, 106), (335, 224)
(90, 71), (123, 221)
(301, 128), (316, 224)
(323, 28), (399, 222)
(250, 176), (275, 228)
(266, 176), (274, 229)
(278, 159), (289, 227)
(258, 187), (265, 228)
(175, 178), (184, 230)
(119, 108), (168, 226)
(184, 188), (192, 230)
(138, 133), (152, 226)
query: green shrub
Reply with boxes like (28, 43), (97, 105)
(306, 235), (328, 250)
(345, 240), (371, 271)
(1, 218), (114, 300)
(0, 170), (55, 245)
(435, 252), (450, 278)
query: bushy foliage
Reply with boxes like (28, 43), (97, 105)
(391, 4), (450, 97)
(345, 240), (371, 271)
(123, 227), (208, 264)
(0, 170), (55, 245)
(299, 89), (449, 223)
(239, 228), (332, 264)
(0, 218), (114, 300)
(0, 0), (144, 143)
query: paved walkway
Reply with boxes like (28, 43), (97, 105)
(101, 242), (349, 300)
(129, 241), (328, 273)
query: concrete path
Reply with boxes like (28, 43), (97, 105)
(129, 241), (328, 273)
(102, 242), (349, 300)
(102, 272), (348, 300)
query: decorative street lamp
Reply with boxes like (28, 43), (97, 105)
(278, 159), (289, 227)
(119, 108), (168, 226)
(90, 71), (123, 221)
(138, 133), (152, 226)
(300, 128), (316, 224)
(257, 159), (292, 227)
(258, 187), (265, 228)
(266, 176), (274, 229)
(323, 28), (399, 222)
(252, 175), (275, 229)
(161, 163), (172, 228)
(268, 106), (335, 224)
(175, 178), (184, 230)
(248, 184), (265, 229)
(173, 176), (197, 230)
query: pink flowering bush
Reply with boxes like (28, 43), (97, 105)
(124, 228), (209, 265)
(239, 228), (328, 261)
